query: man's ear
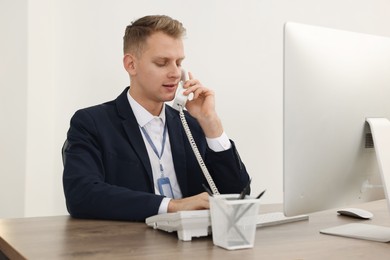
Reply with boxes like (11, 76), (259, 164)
(123, 53), (137, 76)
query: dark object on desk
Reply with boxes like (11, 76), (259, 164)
(0, 250), (9, 260)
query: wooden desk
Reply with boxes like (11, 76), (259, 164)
(1, 200), (389, 260)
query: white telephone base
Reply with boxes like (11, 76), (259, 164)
(145, 210), (211, 241)
(145, 209), (309, 241)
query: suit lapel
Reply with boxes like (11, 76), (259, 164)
(115, 87), (189, 196)
(116, 88), (154, 190)
(166, 107), (189, 196)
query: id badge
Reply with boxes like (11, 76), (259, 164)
(157, 177), (174, 198)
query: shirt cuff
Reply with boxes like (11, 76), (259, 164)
(158, 197), (172, 214)
(206, 131), (232, 152)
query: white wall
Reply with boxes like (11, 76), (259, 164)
(2, 0), (390, 217)
(24, 0), (60, 217)
(0, 0), (27, 218)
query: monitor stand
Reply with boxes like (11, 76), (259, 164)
(320, 118), (390, 242)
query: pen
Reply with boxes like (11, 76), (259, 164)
(202, 183), (214, 197)
(256, 189), (266, 199)
(230, 189), (267, 228)
(238, 178), (252, 200)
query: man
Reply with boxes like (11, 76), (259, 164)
(62, 15), (250, 221)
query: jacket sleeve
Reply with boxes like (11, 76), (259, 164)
(204, 140), (251, 195)
(62, 109), (164, 221)
(182, 111), (251, 195)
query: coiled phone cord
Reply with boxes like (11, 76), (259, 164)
(178, 105), (220, 195)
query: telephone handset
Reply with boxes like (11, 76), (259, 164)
(173, 69), (220, 195)
(172, 69), (189, 111)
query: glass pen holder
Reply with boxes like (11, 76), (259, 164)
(209, 194), (260, 250)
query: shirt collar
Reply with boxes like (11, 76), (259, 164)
(127, 90), (166, 127)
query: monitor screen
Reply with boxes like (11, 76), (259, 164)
(283, 22), (390, 216)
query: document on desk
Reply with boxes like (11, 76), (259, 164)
(320, 223), (390, 242)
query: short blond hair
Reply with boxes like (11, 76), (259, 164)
(123, 15), (186, 56)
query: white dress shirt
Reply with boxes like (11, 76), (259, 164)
(127, 91), (231, 214)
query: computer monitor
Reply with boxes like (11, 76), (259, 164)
(283, 22), (390, 217)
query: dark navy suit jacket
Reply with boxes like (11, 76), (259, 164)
(62, 87), (250, 221)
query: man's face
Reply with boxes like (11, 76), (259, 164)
(129, 31), (185, 105)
